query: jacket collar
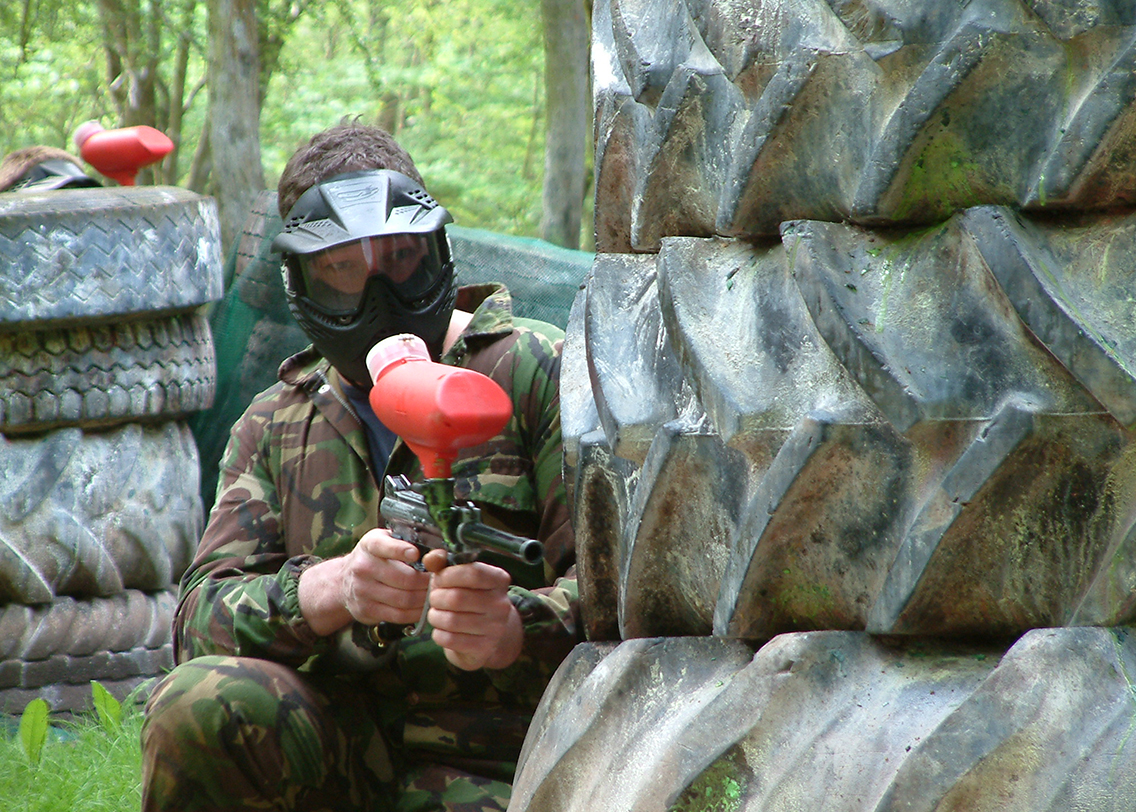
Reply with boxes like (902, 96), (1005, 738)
(442, 283), (515, 362)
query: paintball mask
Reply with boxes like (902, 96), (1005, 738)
(5, 159), (100, 193)
(272, 169), (456, 385)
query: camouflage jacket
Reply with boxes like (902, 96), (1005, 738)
(175, 283), (579, 774)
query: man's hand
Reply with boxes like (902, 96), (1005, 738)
(422, 549), (524, 671)
(299, 532), (524, 670)
(298, 528), (429, 636)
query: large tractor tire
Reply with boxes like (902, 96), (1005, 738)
(0, 185), (222, 713)
(0, 312), (216, 434)
(594, 0), (1136, 252)
(0, 422), (202, 604)
(0, 186), (221, 435)
(512, 631), (1136, 811)
(523, 1), (1136, 809)
(0, 186), (222, 326)
(0, 590), (176, 714)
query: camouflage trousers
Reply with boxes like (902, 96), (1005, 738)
(141, 656), (512, 812)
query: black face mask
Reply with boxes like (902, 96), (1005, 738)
(272, 169), (457, 386)
(282, 239), (456, 386)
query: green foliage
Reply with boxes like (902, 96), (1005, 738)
(0, 4), (109, 153)
(3, 0), (562, 239)
(669, 750), (748, 812)
(17, 698), (49, 765)
(0, 1), (210, 184)
(91, 680), (123, 734)
(262, 0), (548, 236)
(1, 683), (145, 811)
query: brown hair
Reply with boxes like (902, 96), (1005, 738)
(277, 119), (423, 217)
(0, 146), (85, 192)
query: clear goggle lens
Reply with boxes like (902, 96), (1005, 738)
(297, 233), (441, 314)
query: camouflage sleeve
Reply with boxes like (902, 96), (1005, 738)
(508, 318), (574, 573)
(173, 394), (329, 666)
(485, 574), (580, 706)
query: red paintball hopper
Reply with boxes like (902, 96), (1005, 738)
(73, 121), (174, 186)
(367, 334), (513, 479)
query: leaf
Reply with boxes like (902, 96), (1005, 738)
(92, 680), (122, 733)
(18, 698), (50, 765)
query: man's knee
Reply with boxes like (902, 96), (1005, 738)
(145, 655), (296, 743)
(142, 655), (400, 812)
(142, 655), (334, 807)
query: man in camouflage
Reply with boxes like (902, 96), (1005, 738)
(141, 122), (579, 812)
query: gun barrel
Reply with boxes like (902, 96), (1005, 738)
(380, 486), (544, 566)
(457, 522), (544, 566)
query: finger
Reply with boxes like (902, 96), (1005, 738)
(429, 606), (519, 670)
(352, 603), (425, 627)
(345, 580), (428, 626)
(433, 631), (497, 671)
(349, 576), (429, 610)
(427, 584), (510, 616)
(359, 528), (421, 564)
(431, 626), (492, 653)
(441, 648), (490, 671)
(429, 608), (504, 639)
(346, 548), (429, 593)
(431, 561), (511, 591)
(422, 548), (449, 573)
(433, 600), (524, 671)
(430, 615), (507, 658)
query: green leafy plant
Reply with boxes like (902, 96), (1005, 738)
(17, 697), (49, 765)
(91, 680), (122, 733)
(2, 681), (145, 810)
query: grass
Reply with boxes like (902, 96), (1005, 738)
(1, 683), (145, 812)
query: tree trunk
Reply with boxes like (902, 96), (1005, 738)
(158, 0), (199, 185)
(96, 0), (162, 184)
(187, 113), (214, 196)
(540, 0), (591, 249)
(207, 0), (266, 255)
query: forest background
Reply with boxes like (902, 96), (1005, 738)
(1, 4), (591, 803)
(0, 0), (594, 257)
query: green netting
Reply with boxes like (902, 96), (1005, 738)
(189, 191), (593, 509)
(448, 225), (590, 327)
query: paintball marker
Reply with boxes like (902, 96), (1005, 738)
(365, 334), (544, 642)
(380, 473), (544, 567)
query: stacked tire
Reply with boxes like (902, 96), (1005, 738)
(0, 186), (222, 713)
(513, 3), (1136, 810)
